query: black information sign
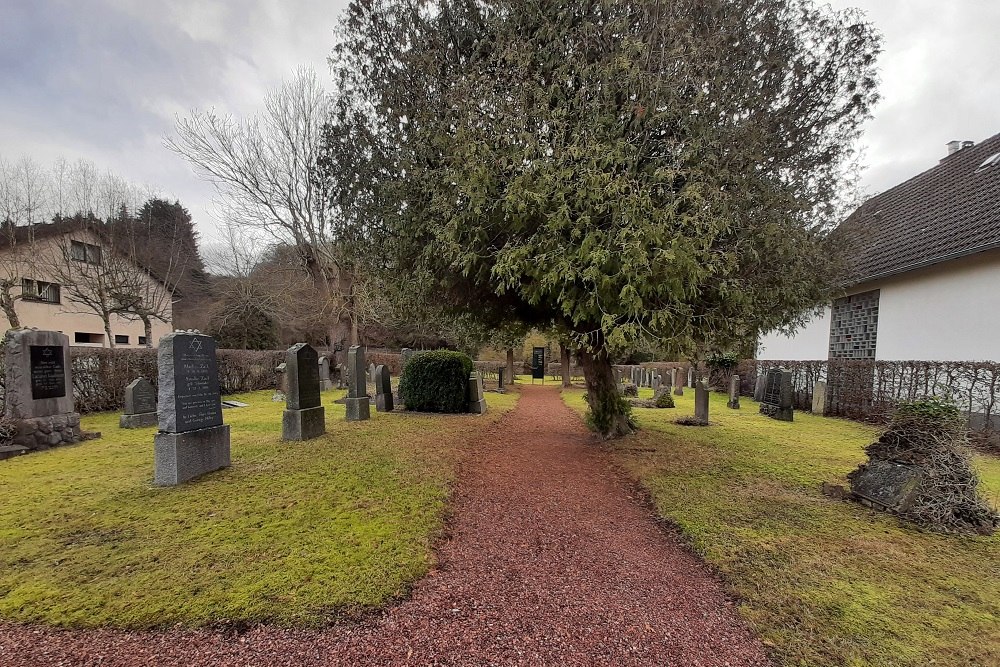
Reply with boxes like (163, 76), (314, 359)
(531, 347), (545, 382)
(29, 345), (66, 400)
(173, 335), (223, 432)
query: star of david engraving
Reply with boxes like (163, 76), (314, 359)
(42, 347), (53, 357)
(189, 338), (203, 352)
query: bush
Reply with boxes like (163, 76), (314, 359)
(654, 390), (675, 408)
(399, 350), (473, 413)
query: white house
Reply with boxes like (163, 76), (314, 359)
(760, 133), (1000, 362)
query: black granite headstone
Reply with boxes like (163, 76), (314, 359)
(127, 378), (156, 415)
(29, 345), (66, 400)
(170, 334), (223, 432)
(286, 343), (321, 410)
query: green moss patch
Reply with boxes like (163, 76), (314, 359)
(563, 387), (1000, 666)
(0, 390), (518, 629)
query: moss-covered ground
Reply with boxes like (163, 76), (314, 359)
(0, 389), (517, 629)
(564, 387), (1000, 667)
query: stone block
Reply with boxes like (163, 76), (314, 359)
(120, 412), (158, 429)
(812, 380), (828, 415)
(375, 393), (394, 413)
(849, 460), (924, 512)
(344, 396), (370, 422)
(154, 424), (231, 486)
(694, 380), (710, 425)
(282, 405), (326, 441)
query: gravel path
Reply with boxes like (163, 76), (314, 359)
(0, 385), (771, 666)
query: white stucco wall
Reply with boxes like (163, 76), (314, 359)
(875, 250), (1000, 361)
(757, 249), (1000, 362)
(757, 308), (831, 360)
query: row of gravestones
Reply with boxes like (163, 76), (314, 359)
(613, 361), (795, 426)
(118, 335), (488, 486)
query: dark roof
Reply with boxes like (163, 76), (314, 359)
(839, 132), (1000, 284)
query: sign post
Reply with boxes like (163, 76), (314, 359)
(531, 347), (545, 385)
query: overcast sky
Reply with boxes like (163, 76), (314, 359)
(2, 1), (998, 241)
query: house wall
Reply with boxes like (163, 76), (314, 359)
(758, 249), (1000, 362)
(757, 309), (832, 360)
(0, 231), (173, 348)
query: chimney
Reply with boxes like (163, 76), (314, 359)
(947, 140), (974, 157)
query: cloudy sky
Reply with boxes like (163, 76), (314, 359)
(2, 1), (998, 241)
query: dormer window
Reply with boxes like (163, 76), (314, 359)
(70, 240), (102, 265)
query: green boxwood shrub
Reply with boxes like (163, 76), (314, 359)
(399, 350), (474, 413)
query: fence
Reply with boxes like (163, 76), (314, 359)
(740, 359), (1000, 447)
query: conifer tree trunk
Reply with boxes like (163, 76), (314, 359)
(579, 344), (634, 438)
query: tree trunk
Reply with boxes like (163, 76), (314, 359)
(561, 343), (571, 388)
(142, 315), (153, 348)
(0, 286), (20, 329)
(103, 315), (116, 348)
(579, 345), (634, 438)
(506, 348), (515, 386)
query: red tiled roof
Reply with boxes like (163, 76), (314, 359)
(839, 132), (1000, 284)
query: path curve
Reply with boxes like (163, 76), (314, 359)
(0, 385), (771, 666)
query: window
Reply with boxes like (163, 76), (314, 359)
(829, 290), (880, 360)
(21, 278), (61, 304)
(138, 336), (147, 346)
(114, 335), (129, 345)
(70, 240), (102, 265)
(74, 332), (104, 345)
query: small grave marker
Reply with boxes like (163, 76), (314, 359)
(121, 377), (157, 429)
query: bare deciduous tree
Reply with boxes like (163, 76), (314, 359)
(167, 68), (356, 362)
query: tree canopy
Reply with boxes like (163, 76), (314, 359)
(325, 0), (881, 436)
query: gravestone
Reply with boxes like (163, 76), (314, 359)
(120, 377), (157, 428)
(652, 372), (661, 392)
(498, 367), (506, 393)
(753, 374), (766, 402)
(318, 355), (333, 391)
(282, 343), (326, 441)
(375, 364), (394, 412)
(673, 368), (684, 396)
(848, 460), (924, 512)
(273, 362), (287, 401)
(345, 346), (371, 421)
(694, 379), (710, 425)
(368, 362), (377, 386)
(812, 380), (828, 415)
(759, 368), (794, 422)
(154, 331), (230, 486)
(687, 367), (695, 389)
(468, 372), (488, 414)
(727, 375), (741, 410)
(4, 329), (83, 452)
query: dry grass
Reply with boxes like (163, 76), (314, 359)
(564, 387), (1000, 667)
(0, 389), (518, 629)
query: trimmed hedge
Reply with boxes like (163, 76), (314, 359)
(399, 350), (473, 413)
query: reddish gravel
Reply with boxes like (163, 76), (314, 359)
(0, 385), (771, 666)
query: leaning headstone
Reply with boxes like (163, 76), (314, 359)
(848, 460), (924, 512)
(468, 372), (488, 414)
(727, 375), (741, 410)
(673, 368), (684, 396)
(694, 379), (710, 425)
(345, 346), (371, 421)
(318, 355), (333, 391)
(120, 377), (157, 428)
(4, 329), (83, 452)
(759, 368), (794, 421)
(812, 380), (828, 415)
(374, 364), (394, 412)
(753, 374), (766, 402)
(282, 343), (325, 441)
(154, 331), (230, 486)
